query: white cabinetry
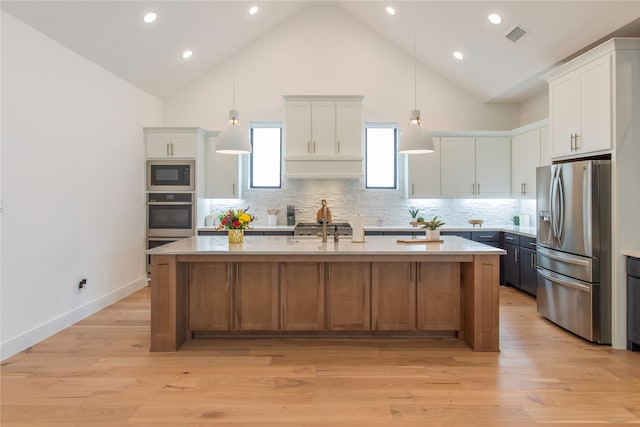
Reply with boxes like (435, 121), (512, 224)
(408, 138), (441, 198)
(283, 95), (364, 178)
(511, 122), (549, 198)
(204, 131), (239, 199)
(145, 128), (200, 158)
(440, 135), (510, 198)
(546, 52), (612, 158)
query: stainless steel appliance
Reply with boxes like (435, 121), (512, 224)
(536, 160), (611, 343)
(146, 159), (194, 191)
(147, 192), (195, 238)
(294, 222), (353, 237)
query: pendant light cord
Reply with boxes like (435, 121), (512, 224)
(232, 0), (236, 113)
(413, 7), (417, 111)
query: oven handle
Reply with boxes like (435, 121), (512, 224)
(148, 202), (194, 206)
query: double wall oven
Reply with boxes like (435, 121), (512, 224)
(146, 160), (196, 271)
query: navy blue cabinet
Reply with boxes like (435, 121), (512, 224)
(628, 256), (640, 351)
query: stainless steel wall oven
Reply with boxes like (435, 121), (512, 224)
(146, 192), (195, 238)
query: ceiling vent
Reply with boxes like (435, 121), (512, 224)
(505, 25), (529, 44)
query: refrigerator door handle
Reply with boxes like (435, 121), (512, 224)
(557, 169), (564, 242)
(537, 267), (591, 292)
(550, 166), (559, 244)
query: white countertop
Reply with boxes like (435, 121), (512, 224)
(147, 235), (506, 256)
(197, 224), (537, 238)
(622, 250), (640, 259)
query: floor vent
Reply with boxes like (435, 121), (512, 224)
(505, 25), (529, 44)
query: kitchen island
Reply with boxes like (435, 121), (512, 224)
(147, 235), (505, 352)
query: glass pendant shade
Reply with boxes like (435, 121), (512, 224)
(398, 109), (435, 154)
(215, 110), (251, 154)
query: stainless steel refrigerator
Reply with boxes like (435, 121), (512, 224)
(536, 160), (611, 343)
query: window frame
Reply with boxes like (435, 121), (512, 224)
(249, 122), (282, 189)
(365, 123), (398, 190)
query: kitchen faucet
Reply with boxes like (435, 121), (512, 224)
(321, 200), (328, 243)
(317, 199), (332, 243)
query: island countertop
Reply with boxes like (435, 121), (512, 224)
(146, 235), (506, 256)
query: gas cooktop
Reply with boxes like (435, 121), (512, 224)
(294, 222), (353, 236)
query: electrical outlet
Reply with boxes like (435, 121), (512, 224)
(78, 278), (87, 289)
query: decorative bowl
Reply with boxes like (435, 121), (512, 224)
(468, 219), (484, 227)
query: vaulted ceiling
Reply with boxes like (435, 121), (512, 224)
(3, 1), (639, 103)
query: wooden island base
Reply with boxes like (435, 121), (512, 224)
(150, 251), (500, 352)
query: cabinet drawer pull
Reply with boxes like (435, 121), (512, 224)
(307, 141), (310, 153)
(506, 236), (515, 241)
(477, 183), (480, 195)
(522, 182), (527, 195)
(337, 141), (340, 154)
(232, 183), (235, 195)
(529, 242), (537, 246)
(313, 141), (316, 153)
(170, 143), (175, 156)
(166, 143), (170, 156)
(412, 183), (415, 195)
(531, 252), (536, 269)
(515, 248), (519, 263)
(479, 235), (493, 238)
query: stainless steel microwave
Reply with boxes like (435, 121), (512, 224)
(146, 160), (194, 191)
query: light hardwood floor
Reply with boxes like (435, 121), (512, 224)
(2, 286), (639, 426)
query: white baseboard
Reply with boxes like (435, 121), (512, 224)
(0, 276), (147, 361)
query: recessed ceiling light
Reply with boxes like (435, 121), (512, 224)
(488, 13), (502, 24)
(453, 51), (464, 60)
(249, 6), (259, 15)
(182, 50), (193, 60)
(386, 6), (396, 16)
(143, 12), (157, 23)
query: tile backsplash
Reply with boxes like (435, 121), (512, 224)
(202, 179), (537, 227)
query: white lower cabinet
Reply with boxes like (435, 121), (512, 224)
(407, 138), (441, 198)
(440, 136), (510, 198)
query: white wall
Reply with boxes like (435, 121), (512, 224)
(0, 12), (163, 360)
(520, 91), (549, 126)
(164, 6), (521, 131)
(164, 5), (524, 227)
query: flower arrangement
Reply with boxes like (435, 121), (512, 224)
(421, 216), (445, 230)
(217, 208), (255, 230)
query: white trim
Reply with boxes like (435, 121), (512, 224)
(509, 119), (549, 136)
(431, 129), (512, 137)
(0, 276), (148, 361)
(282, 94), (364, 102)
(543, 38), (640, 82)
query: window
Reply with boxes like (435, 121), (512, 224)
(366, 125), (397, 189)
(250, 124), (282, 188)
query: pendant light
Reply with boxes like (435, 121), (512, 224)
(216, 0), (251, 154)
(398, 5), (435, 154)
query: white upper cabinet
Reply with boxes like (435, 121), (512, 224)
(408, 138), (441, 199)
(441, 137), (475, 197)
(546, 52), (612, 159)
(511, 128), (541, 198)
(145, 128), (200, 158)
(204, 132), (239, 199)
(283, 95), (364, 178)
(475, 136), (511, 197)
(284, 96), (363, 159)
(440, 136), (510, 198)
(335, 102), (363, 157)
